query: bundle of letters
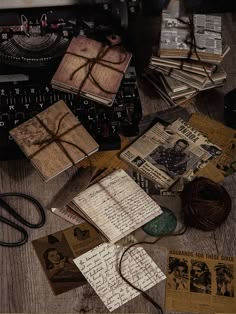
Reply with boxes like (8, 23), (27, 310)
(147, 8), (230, 107)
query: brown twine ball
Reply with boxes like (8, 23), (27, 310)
(181, 177), (232, 231)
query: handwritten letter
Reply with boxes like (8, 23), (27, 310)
(72, 169), (163, 243)
(73, 243), (166, 312)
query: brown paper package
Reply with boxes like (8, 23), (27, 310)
(10, 100), (99, 182)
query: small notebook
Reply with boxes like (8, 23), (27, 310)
(10, 100), (99, 182)
(72, 169), (163, 243)
(51, 36), (132, 106)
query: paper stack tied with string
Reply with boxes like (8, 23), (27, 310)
(145, 2), (230, 107)
(10, 100), (99, 182)
(51, 35), (132, 106)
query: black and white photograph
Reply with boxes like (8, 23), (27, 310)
(214, 263), (234, 297)
(167, 257), (189, 291)
(190, 260), (211, 294)
(148, 137), (200, 178)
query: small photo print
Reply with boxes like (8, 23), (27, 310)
(214, 263), (234, 297)
(200, 144), (222, 157)
(33, 230), (86, 295)
(190, 260), (211, 294)
(148, 139), (194, 178)
(63, 223), (103, 257)
(131, 156), (146, 167)
(32, 223), (103, 295)
(167, 257), (189, 291)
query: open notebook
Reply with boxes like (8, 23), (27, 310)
(72, 169), (163, 243)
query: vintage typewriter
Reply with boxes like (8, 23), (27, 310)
(0, 1), (143, 160)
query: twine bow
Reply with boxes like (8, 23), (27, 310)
(66, 43), (128, 97)
(29, 112), (93, 177)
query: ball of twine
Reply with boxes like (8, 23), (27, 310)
(181, 177), (232, 231)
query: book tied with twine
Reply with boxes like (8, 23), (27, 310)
(159, 14), (230, 64)
(10, 100), (99, 182)
(51, 36), (132, 106)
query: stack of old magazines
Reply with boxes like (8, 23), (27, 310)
(146, 3), (229, 107)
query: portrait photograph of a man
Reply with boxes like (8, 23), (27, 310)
(148, 138), (198, 178)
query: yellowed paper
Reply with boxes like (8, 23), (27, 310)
(72, 169), (163, 243)
(166, 251), (235, 313)
(63, 223), (103, 257)
(73, 242), (166, 312)
(189, 113), (236, 182)
(121, 118), (221, 190)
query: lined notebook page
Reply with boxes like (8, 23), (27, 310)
(72, 169), (163, 243)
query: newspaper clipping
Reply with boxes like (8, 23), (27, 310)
(189, 113), (236, 182)
(160, 14), (222, 55)
(120, 118), (221, 189)
(166, 251), (235, 313)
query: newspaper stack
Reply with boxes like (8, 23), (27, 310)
(146, 10), (229, 107)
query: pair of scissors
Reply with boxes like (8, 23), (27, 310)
(0, 192), (46, 247)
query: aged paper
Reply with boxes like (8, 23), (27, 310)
(189, 113), (236, 182)
(10, 100), (99, 182)
(160, 14), (222, 56)
(32, 222), (103, 295)
(166, 251), (235, 313)
(72, 169), (163, 243)
(73, 242), (166, 312)
(51, 206), (85, 225)
(120, 118), (221, 190)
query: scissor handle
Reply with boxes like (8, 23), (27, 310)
(0, 215), (28, 247)
(0, 192), (46, 228)
(0, 192), (46, 247)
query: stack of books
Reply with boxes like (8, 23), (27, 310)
(146, 12), (229, 107)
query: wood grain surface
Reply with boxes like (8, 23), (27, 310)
(1, 12), (236, 314)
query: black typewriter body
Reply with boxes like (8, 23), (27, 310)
(0, 5), (142, 160)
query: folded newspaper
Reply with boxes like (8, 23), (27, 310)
(120, 118), (222, 190)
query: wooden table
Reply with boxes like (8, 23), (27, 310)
(1, 12), (236, 314)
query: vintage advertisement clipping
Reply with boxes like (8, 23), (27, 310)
(189, 113), (236, 182)
(120, 118), (221, 190)
(166, 251), (235, 313)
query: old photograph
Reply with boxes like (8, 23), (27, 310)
(33, 230), (86, 295)
(166, 252), (235, 313)
(214, 263), (234, 297)
(167, 257), (189, 291)
(190, 260), (211, 294)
